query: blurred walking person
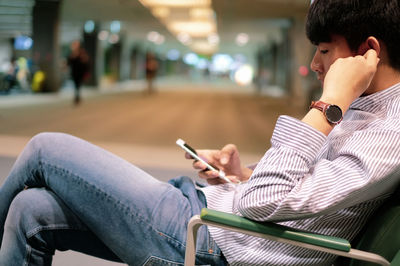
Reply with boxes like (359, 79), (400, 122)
(68, 40), (89, 105)
(145, 52), (158, 94)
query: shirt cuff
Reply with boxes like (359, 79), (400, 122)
(272, 115), (326, 159)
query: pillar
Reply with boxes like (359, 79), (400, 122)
(83, 22), (100, 86)
(32, 0), (62, 92)
(119, 34), (130, 81)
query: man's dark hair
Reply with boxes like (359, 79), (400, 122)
(306, 0), (400, 70)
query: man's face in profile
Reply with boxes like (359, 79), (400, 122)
(310, 35), (354, 87)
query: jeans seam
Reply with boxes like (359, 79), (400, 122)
(26, 224), (86, 239)
(151, 186), (187, 248)
(154, 227), (185, 248)
(24, 244), (31, 266)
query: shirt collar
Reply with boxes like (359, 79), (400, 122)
(349, 82), (400, 112)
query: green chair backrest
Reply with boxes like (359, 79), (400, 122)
(390, 250), (400, 266)
(349, 182), (400, 266)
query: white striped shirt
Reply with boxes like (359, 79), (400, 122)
(199, 82), (400, 265)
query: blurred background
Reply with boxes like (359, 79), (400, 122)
(0, 0), (320, 265)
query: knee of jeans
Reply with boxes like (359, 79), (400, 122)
(28, 132), (54, 154)
(29, 132), (65, 149)
(5, 188), (50, 235)
(28, 132), (75, 157)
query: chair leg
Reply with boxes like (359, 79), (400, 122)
(184, 215), (203, 266)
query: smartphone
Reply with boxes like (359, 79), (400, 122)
(176, 138), (233, 184)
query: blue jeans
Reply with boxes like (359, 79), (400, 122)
(0, 133), (227, 266)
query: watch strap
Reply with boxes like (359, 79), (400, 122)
(310, 101), (329, 112)
(309, 100), (343, 125)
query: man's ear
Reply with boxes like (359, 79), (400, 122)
(357, 36), (381, 57)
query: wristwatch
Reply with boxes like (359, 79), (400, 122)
(309, 101), (343, 125)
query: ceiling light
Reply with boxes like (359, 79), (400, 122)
(84, 20), (95, 33)
(110, 21), (121, 33)
(154, 34), (165, 45)
(151, 7), (170, 19)
(207, 33), (219, 45)
(191, 40), (217, 54)
(189, 8), (214, 20)
(109, 34), (119, 44)
(147, 31), (160, 42)
(211, 54), (233, 73)
(234, 64), (254, 86)
(139, 0), (219, 54)
(14, 36), (32, 50)
(98, 30), (109, 41)
(183, 52), (199, 65)
(235, 33), (249, 46)
(177, 32), (192, 45)
(147, 31), (165, 45)
(168, 21), (216, 37)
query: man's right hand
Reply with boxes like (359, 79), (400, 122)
(321, 48), (379, 113)
(303, 48), (379, 136)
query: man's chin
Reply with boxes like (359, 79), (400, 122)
(317, 77), (324, 88)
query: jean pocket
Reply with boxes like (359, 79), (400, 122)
(143, 256), (184, 266)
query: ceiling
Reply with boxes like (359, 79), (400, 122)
(0, 0), (310, 55)
(0, 0), (33, 38)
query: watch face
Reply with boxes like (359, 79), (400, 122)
(325, 105), (343, 124)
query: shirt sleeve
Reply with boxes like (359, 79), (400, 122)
(238, 115), (400, 222)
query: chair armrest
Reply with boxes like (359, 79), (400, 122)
(200, 208), (351, 252)
(390, 250), (400, 265)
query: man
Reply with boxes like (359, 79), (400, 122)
(0, 0), (399, 265)
(68, 40), (89, 105)
(190, 0), (400, 264)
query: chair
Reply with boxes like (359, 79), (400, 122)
(184, 183), (400, 266)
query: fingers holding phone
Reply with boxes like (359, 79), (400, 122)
(192, 150), (227, 184)
(177, 139), (251, 184)
(177, 139), (236, 184)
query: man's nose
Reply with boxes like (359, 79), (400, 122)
(310, 52), (322, 73)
